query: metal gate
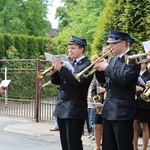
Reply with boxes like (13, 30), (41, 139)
(0, 59), (57, 122)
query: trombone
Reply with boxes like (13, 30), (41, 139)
(124, 53), (147, 64)
(74, 46), (112, 82)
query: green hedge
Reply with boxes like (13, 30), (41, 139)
(0, 33), (53, 59)
(0, 33), (66, 99)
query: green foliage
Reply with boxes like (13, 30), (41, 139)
(40, 75), (59, 98)
(119, 0), (150, 52)
(3, 34), (14, 52)
(55, 0), (106, 56)
(92, 0), (150, 54)
(0, 34), (53, 59)
(0, 0), (51, 36)
(5, 46), (20, 59)
(0, 59), (59, 99)
(14, 35), (28, 58)
(91, 0), (116, 55)
(27, 36), (39, 58)
(0, 35), (5, 58)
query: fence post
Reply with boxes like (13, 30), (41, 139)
(35, 59), (42, 122)
(4, 67), (8, 108)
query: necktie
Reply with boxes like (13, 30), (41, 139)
(73, 59), (76, 66)
(115, 57), (120, 66)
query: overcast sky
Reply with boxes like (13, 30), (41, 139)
(47, 0), (63, 28)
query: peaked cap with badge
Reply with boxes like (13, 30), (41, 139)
(68, 35), (87, 48)
(107, 29), (134, 44)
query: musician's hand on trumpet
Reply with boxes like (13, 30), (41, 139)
(52, 60), (62, 71)
(93, 58), (109, 71)
(136, 85), (144, 92)
(91, 54), (99, 63)
(97, 86), (106, 94)
(146, 50), (150, 61)
(145, 81), (150, 88)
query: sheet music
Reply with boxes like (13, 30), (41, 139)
(93, 102), (103, 107)
(44, 52), (75, 73)
(44, 52), (68, 62)
(88, 102), (103, 107)
(138, 76), (145, 86)
(142, 40), (150, 52)
(0, 79), (11, 88)
(63, 61), (75, 73)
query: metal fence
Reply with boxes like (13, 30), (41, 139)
(0, 59), (57, 122)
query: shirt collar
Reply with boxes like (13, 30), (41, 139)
(74, 55), (85, 63)
(140, 70), (146, 76)
(117, 48), (130, 58)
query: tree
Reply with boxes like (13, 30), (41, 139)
(55, 0), (106, 55)
(92, 0), (150, 53)
(119, 0), (150, 52)
(91, 0), (116, 54)
(0, 0), (52, 36)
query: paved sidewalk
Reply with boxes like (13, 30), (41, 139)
(0, 116), (150, 150)
(0, 116), (95, 149)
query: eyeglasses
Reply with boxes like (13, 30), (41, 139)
(110, 41), (122, 45)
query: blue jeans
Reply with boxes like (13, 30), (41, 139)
(54, 118), (59, 129)
(88, 108), (95, 136)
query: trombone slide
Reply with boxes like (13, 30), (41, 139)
(124, 53), (147, 64)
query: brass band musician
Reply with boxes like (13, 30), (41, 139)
(133, 55), (150, 150)
(93, 29), (141, 150)
(50, 35), (93, 150)
(91, 79), (106, 150)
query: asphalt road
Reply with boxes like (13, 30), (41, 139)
(0, 116), (95, 150)
(1, 116), (150, 150)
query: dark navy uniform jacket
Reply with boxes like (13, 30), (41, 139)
(50, 57), (93, 120)
(137, 70), (150, 109)
(95, 50), (141, 121)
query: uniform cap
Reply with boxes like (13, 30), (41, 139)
(68, 35), (87, 48)
(107, 29), (131, 43)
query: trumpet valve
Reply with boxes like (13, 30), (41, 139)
(124, 53), (130, 64)
(37, 71), (43, 79)
(93, 95), (100, 103)
(140, 88), (150, 102)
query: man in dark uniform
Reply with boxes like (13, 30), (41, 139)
(133, 55), (150, 150)
(50, 35), (93, 150)
(93, 29), (141, 150)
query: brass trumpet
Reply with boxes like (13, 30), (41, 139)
(140, 88), (150, 102)
(124, 53), (147, 64)
(37, 53), (71, 79)
(74, 46), (111, 82)
(37, 65), (56, 79)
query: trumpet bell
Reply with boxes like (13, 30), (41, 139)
(93, 95), (103, 114)
(93, 95), (101, 102)
(140, 88), (150, 102)
(37, 66), (55, 79)
(73, 46), (112, 82)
